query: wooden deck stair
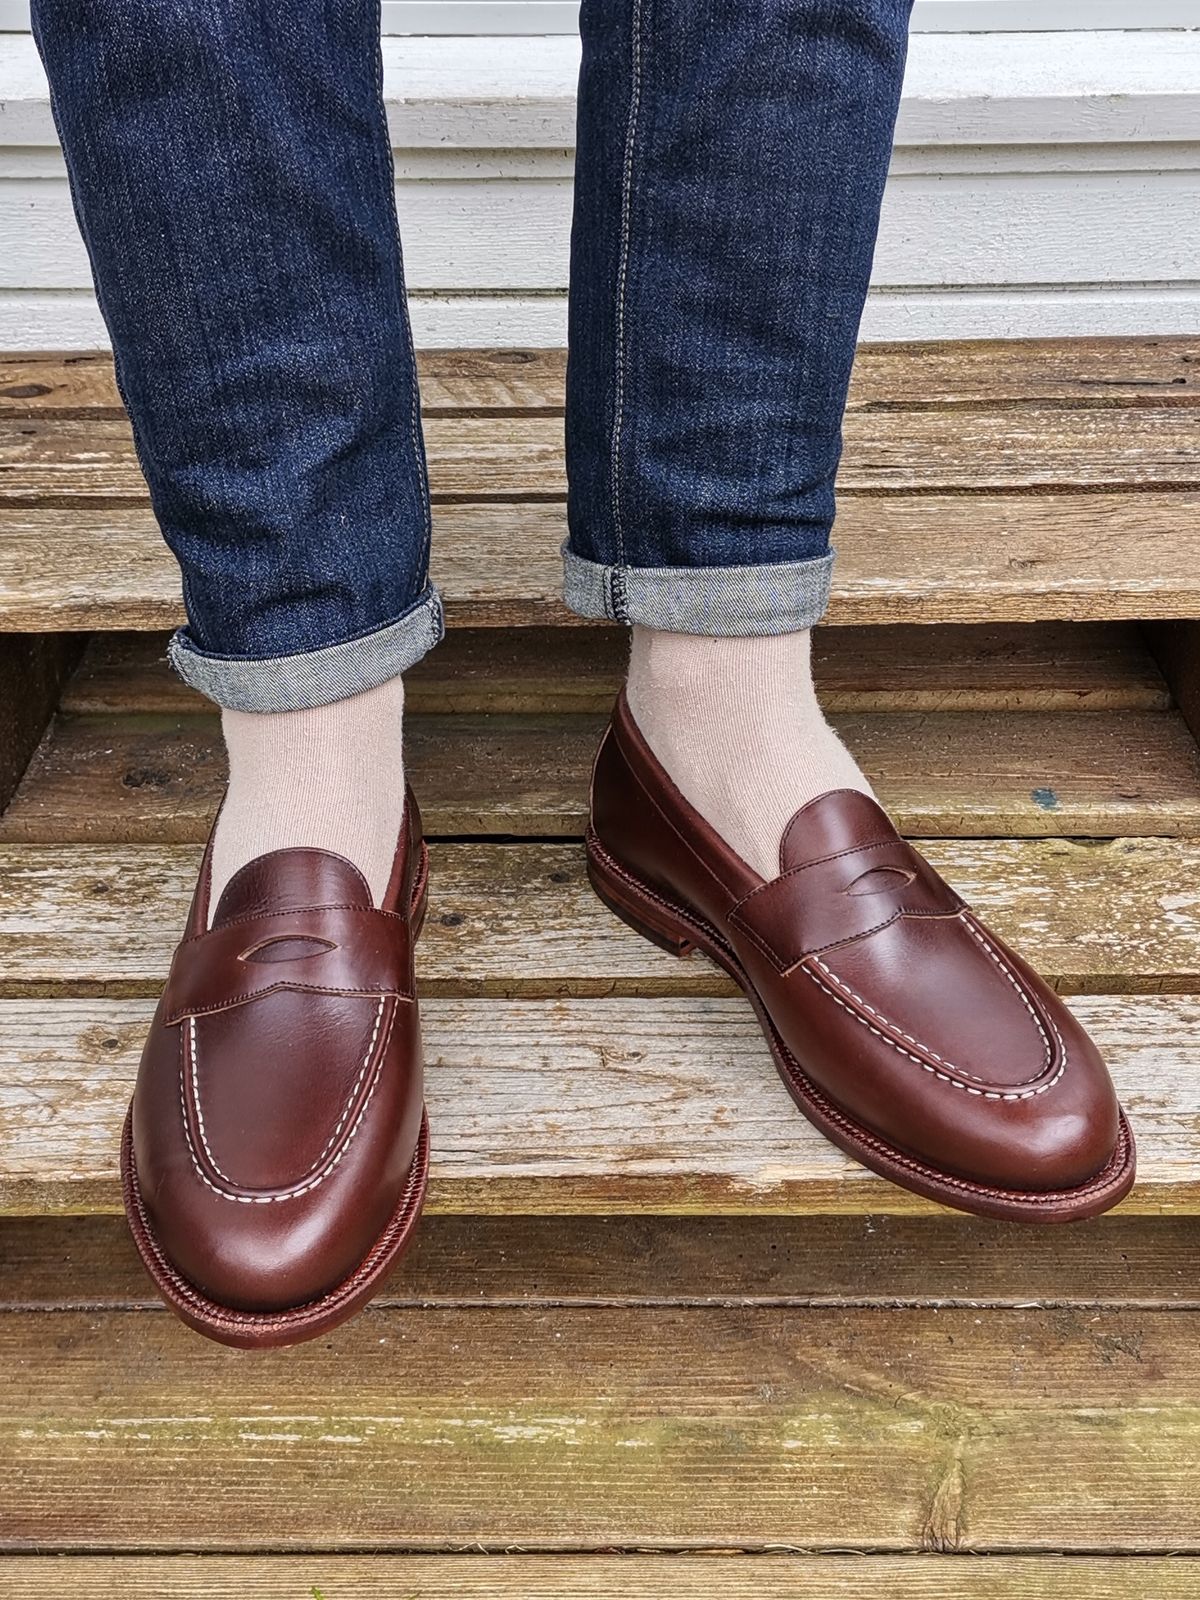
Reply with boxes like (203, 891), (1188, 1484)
(3, 339), (1200, 1591)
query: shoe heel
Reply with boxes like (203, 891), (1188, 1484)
(586, 836), (698, 958)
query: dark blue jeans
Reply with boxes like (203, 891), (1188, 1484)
(31, 0), (912, 711)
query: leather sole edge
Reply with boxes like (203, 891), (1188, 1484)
(120, 1104), (430, 1349)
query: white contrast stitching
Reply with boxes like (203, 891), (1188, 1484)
(964, 914), (1056, 1055)
(809, 914), (1054, 1089)
(179, 997), (395, 1204)
(801, 963), (1066, 1101)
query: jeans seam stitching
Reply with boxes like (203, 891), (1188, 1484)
(608, 0), (647, 607)
(375, 0), (432, 587)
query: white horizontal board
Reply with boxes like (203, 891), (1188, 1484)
(0, 0), (1191, 32)
(6, 169), (1198, 293)
(376, 1), (1200, 33)
(2, 32), (1199, 148)
(910, 1), (1200, 27)
(4, 284), (1198, 350)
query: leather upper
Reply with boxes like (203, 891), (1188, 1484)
(130, 793), (426, 1312)
(591, 692), (1125, 1198)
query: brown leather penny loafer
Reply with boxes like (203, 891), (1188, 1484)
(121, 790), (430, 1348)
(587, 693), (1135, 1223)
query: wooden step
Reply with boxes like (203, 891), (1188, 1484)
(9, 408), (1200, 502)
(5, 620), (1198, 842)
(2, 340), (1200, 630)
(7, 493), (1200, 630)
(1, 838), (1196, 999)
(1, 615), (1196, 1218)
(5, 704), (1198, 842)
(4, 1297), (1200, 1551)
(6, 340), (1198, 419)
(1, 992), (1196, 1217)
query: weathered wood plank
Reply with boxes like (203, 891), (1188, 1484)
(0, 348), (573, 418)
(0, 1554), (1197, 1596)
(6, 493), (1200, 632)
(4, 408), (1199, 504)
(4, 709), (1198, 843)
(4, 1302), (1200, 1550)
(0, 838), (1194, 999)
(6, 1212), (1200, 1311)
(0, 993), (1195, 1217)
(4, 338), (1197, 418)
(60, 623), (1172, 717)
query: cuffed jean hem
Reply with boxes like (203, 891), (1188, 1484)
(166, 583), (445, 712)
(561, 544), (835, 635)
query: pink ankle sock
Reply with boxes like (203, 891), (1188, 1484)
(624, 625), (874, 879)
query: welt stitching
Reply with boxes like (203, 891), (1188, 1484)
(964, 913), (1058, 1059)
(128, 1118), (428, 1329)
(179, 997), (396, 1205)
(608, 0), (647, 574)
(801, 963), (1066, 1101)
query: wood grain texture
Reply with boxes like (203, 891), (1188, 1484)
(4, 1302), (1200, 1551)
(4, 707), (1198, 843)
(0, 837), (1196, 999)
(0, 993), (1196, 1217)
(7, 1211), (1200, 1311)
(7, 493), (1200, 632)
(3, 338), (1197, 417)
(0, 1554), (1196, 1597)
(4, 409), (1200, 504)
(60, 623), (1172, 717)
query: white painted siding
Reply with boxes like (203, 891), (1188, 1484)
(0, 28), (1197, 346)
(0, 1), (1190, 32)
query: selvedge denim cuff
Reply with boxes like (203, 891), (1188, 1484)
(167, 583), (445, 712)
(561, 545), (836, 635)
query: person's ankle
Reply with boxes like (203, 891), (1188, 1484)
(624, 624), (872, 878)
(208, 675), (407, 920)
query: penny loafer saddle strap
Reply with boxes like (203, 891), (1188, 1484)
(160, 905), (415, 1025)
(727, 835), (966, 972)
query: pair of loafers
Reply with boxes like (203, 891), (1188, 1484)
(122, 694), (1135, 1347)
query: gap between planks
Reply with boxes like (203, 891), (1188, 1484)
(60, 622), (1174, 716)
(5, 1212), (1200, 1312)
